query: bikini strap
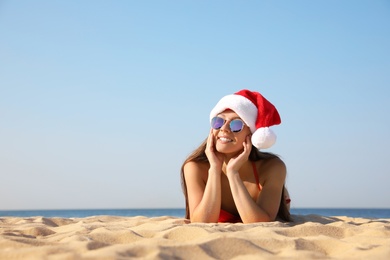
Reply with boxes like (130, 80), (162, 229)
(251, 161), (263, 191)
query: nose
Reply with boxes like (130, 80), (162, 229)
(219, 120), (231, 132)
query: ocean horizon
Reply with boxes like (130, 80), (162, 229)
(1, 208), (390, 219)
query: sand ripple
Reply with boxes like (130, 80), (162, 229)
(0, 215), (389, 259)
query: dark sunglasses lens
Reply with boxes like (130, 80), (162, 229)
(230, 120), (244, 132)
(211, 117), (224, 129)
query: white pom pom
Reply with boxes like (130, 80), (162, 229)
(251, 127), (277, 149)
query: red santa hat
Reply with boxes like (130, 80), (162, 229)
(209, 89), (281, 149)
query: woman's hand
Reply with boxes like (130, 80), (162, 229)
(226, 134), (252, 175)
(205, 129), (224, 172)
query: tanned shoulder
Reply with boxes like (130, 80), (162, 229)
(184, 161), (209, 183)
(261, 157), (287, 181)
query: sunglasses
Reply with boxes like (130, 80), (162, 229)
(211, 116), (245, 133)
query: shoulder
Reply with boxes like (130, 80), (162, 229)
(184, 161), (209, 172)
(183, 161), (209, 180)
(262, 157), (286, 171)
(259, 157), (286, 181)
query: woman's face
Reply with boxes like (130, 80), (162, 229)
(212, 110), (251, 155)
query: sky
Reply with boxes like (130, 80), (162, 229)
(1, 0), (389, 210)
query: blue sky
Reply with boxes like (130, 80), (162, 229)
(1, 0), (389, 210)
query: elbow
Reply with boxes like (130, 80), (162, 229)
(243, 218), (273, 224)
(191, 219), (218, 224)
(242, 213), (275, 224)
(189, 213), (219, 223)
(190, 217), (218, 223)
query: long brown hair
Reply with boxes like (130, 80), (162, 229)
(180, 138), (291, 222)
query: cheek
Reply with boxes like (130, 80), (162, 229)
(236, 131), (250, 142)
(238, 128), (251, 142)
(242, 127), (251, 137)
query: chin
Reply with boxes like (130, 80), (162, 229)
(216, 144), (242, 154)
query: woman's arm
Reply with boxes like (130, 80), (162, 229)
(227, 158), (286, 223)
(183, 162), (221, 222)
(183, 130), (224, 223)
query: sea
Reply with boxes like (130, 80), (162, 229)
(1, 208), (390, 219)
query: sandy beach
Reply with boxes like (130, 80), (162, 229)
(1, 214), (389, 259)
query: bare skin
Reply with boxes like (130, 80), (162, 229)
(183, 110), (287, 223)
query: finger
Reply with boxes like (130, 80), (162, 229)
(245, 135), (252, 150)
(206, 130), (216, 154)
(241, 137), (252, 157)
(206, 129), (213, 148)
(246, 134), (252, 146)
(241, 143), (250, 157)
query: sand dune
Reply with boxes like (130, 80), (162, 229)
(1, 215), (389, 259)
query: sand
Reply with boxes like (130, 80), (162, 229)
(1, 214), (389, 259)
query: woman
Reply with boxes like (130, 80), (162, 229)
(180, 89), (291, 223)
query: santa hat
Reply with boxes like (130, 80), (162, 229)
(209, 89), (281, 149)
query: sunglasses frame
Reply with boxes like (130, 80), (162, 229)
(211, 116), (246, 133)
